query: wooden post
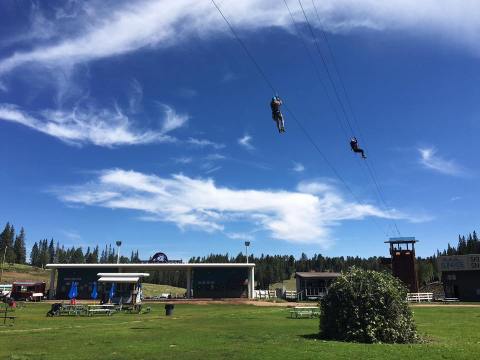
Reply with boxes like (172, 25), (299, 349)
(49, 268), (56, 299)
(186, 268), (192, 299)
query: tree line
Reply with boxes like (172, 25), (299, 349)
(2, 222), (480, 288)
(0, 223), (26, 264)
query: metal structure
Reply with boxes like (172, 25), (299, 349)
(385, 237), (419, 292)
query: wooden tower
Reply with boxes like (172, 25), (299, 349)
(385, 237), (419, 292)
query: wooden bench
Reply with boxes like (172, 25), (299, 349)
(442, 297), (460, 302)
(86, 305), (115, 316)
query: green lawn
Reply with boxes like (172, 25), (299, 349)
(0, 304), (479, 360)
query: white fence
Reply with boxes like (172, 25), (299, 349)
(254, 289), (277, 299)
(407, 292), (433, 302)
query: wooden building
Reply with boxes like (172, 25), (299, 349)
(438, 254), (480, 301)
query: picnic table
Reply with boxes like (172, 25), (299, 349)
(86, 304), (115, 316)
(290, 306), (320, 318)
(60, 304), (87, 316)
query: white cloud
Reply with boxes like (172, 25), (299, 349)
(174, 156), (193, 164)
(2, 0), (480, 75)
(292, 162), (305, 172)
(227, 232), (254, 241)
(238, 134), (254, 150)
(0, 102), (186, 147)
(54, 169), (408, 245)
(158, 104), (189, 133)
(418, 147), (465, 176)
(187, 137), (225, 149)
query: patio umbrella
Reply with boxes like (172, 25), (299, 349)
(68, 281), (78, 300)
(108, 283), (116, 302)
(91, 282), (98, 300)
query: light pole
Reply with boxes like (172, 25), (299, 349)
(244, 241), (250, 264)
(116, 241), (122, 264)
(0, 246), (7, 284)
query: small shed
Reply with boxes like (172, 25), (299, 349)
(295, 272), (341, 300)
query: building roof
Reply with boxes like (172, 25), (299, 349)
(46, 263), (255, 270)
(295, 272), (341, 279)
(12, 281), (45, 285)
(385, 237), (418, 244)
(97, 273), (150, 277)
(98, 276), (140, 283)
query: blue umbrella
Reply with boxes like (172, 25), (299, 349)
(108, 283), (116, 301)
(68, 281), (78, 299)
(91, 282), (98, 300)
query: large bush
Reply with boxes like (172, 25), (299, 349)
(319, 267), (418, 343)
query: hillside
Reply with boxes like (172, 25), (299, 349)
(0, 263), (51, 285)
(0, 264), (184, 297)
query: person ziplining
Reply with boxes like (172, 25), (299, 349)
(350, 137), (366, 159)
(270, 96), (285, 133)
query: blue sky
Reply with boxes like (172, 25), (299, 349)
(0, 0), (479, 260)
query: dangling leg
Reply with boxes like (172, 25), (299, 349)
(279, 113), (285, 132)
(353, 148), (366, 159)
(273, 113), (282, 133)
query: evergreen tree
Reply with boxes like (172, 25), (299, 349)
(0, 223), (15, 264)
(48, 239), (55, 263)
(13, 227), (27, 264)
(30, 242), (39, 267)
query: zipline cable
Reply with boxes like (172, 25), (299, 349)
(284, 0), (392, 236)
(297, 0), (356, 137)
(210, 0), (388, 237)
(282, 0), (349, 140)
(307, 0), (402, 236)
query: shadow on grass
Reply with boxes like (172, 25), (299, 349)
(299, 333), (321, 340)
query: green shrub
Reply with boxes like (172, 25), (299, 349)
(319, 267), (419, 343)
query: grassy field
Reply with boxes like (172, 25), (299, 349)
(269, 277), (296, 290)
(0, 303), (479, 360)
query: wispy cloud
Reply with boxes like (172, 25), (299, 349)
(238, 134), (254, 150)
(418, 147), (465, 176)
(2, 0), (480, 75)
(292, 162), (305, 172)
(53, 169), (410, 245)
(0, 102), (187, 147)
(187, 137), (225, 149)
(128, 78), (143, 113)
(173, 156), (193, 164)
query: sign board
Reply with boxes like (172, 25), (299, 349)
(438, 254), (480, 272)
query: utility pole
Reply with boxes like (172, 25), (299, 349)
(0, 246), (7, 284)
(116, 241), (122, 264)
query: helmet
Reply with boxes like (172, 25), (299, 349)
(272, 96), (277, 101)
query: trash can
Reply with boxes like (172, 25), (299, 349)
(165, 304), (175, 316)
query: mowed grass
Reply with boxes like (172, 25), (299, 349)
(0, 304), (479, 360)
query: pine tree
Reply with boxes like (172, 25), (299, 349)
(30, 242), (39, 267)
(48, 239), (55, 263)
(0, 223), (16, 264)
(13, 227), (27, 264)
